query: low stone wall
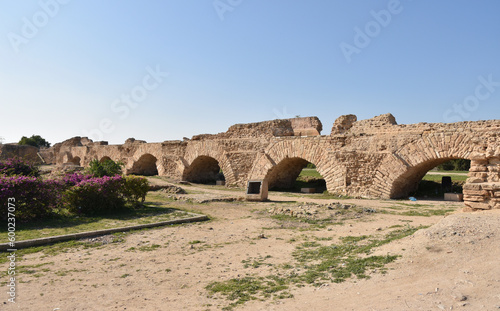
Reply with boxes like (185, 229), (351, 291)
(0, 144), (41, 164)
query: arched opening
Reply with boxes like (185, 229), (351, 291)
(100, 156), (112, 163)
(129, 154), (158, 176)
(266, 157), (326, 193)
(390, 158), (470, 199)
(183, 156), (224, 184)
(69, 156), (81, 166)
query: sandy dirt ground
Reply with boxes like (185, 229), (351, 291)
(2, 183), (499, 311)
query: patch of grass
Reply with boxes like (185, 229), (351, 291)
(207, 226), (425, 309)
(188, 240), (205, 245)
(0, 199), (193, 243)
(314, 236), (333, 241)
(17, 262), (54, 275)
(54, 268), (87, 277)
(298, 168), (323, 179)
(381, 203), (458, 217)
(267, 206), (373, 231)
(206, 275), (289, 310)
(126, 244), (161, 252)
(423, 173), (468, 182)
(399, 208), (456, 217)
(242, 255), (273, 269)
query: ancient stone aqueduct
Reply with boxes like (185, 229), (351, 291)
(3, 113), (499, 210)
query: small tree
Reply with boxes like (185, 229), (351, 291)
(86, 159), (123, 177)
(18, 135), (51, 148)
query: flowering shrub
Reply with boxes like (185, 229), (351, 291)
(0, 157), (40, 177)
(64, 175), (126, 215)
(123, 176), (149, 205)
(0, 158), (150, 219)
(60, 172), (94, 188)
(0, 176), (63, 221)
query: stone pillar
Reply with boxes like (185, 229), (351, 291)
(463, 157), (500, 210)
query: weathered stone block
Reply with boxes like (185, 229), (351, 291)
(464, 201), (491, 210)
(444, 193), (463, 201)
(301, 188), (316, 193)
(246, 180), (268, 201)
(467, 177), (485, 183)
(463, 195), (486, 202)
(469, 165), (488, 172)
(462, 190), (488, 196)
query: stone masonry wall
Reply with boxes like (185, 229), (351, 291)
(45, 114), (500, 210)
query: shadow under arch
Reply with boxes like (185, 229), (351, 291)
(265, 157), (325, 192)
(100, 156), (112, 163)
(69, 156), (81, 166)
(182, 155), (224, 184)
(129, 154), (158, 176)
(390, 157), (469, 199)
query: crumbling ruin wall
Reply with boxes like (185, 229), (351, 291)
(48, 115), (500, 210)
(0, 144), (41, 164)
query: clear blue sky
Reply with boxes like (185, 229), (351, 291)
(1, 0), (499, 145)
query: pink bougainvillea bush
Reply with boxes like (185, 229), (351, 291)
(0, 158), (149, 221)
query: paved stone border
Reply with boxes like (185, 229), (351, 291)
(0, 214), (209, 251)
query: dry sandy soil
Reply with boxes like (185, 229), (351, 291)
(2, 182), (500, 311)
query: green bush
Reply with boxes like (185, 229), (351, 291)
(86, 159), (123, 177)
(123, 176), (149, 205)
(63, 175), (149, 216)
(436, 159), (471, 171)
(18, 135), (50, 148)
(64, 175), (126, 216)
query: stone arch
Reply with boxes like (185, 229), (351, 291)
(182, 155), (224, 184)
(248, 139), (346, 194)
(265, 157), (324, 191)
(389, 157), (466, 199)
(371, 133), (476, 199)
(129, 153), (158, 176)
(182, 141), (237, 186)
(100, 156), (112, 163)
(69, 156), (81, 166)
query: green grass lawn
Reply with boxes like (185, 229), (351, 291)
(431, 170), (469, 174)
(299, 168), (323, 179)
(0, 194), (196, 243)
(422, 173), (468, 183)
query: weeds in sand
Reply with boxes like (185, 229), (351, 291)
(381, 204), (457, 217)
(206, 226), (424, 309)
(242, 255), (273, 269)
(126, 244), (161, 252)
(206, 276), (290, 310)
(54, 268), (87, 277)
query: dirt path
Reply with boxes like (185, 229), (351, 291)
(2, 184), (499, 311)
